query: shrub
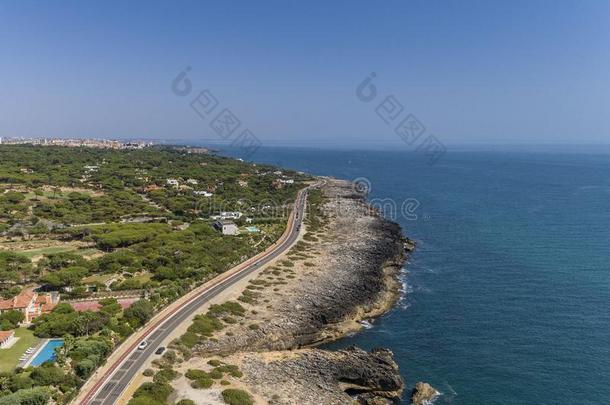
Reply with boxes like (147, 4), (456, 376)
(180, 331), (199, 348)
(143, 369), (154, 377)
(223, 316), (237, 324)
(177, 400), (196, 405)
(207, 359), (222, 367)
(303, 234), (318, 242)
(153, 367), (178, 384)
(191, 378), (213, 389)
(131, 381), (173, 403)
(237, 295), (254, 304)
(221, 388), (254, 405)
(185, 369), (208, 380)
(216, 364), (242, 378)
(188, 314), (223, 336)
(248, 324), (260, 330)
(241, 290), (260, 297)
(162, 350), (177, 364)
(207, 301), (245, 317)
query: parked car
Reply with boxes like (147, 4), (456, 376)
(155, 346), (166, 355)
(137, 340), (148, 350)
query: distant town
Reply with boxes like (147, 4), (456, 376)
(0, 137), (154, 150)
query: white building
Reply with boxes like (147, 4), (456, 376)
(210, 211), (242, 220)
(214, 220), (239, 235)
(220, 211), (242, 219)
(186, 178), (199, 185)
(0, 330), (16, 349)
(166, 179), (179, 187)
(84, 165), (99, 172)
(194, 190), (213, 197)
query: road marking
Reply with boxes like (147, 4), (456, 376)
(95, 382), (115, 400)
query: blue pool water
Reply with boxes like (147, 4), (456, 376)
(30, 339), (64, 366)
(219, 146), (610, 404)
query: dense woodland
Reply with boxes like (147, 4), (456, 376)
(0, 145), (309, 404)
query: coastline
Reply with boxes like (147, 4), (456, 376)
(301, 179), (414, 347)
(310, 234), (412, 347)
(164, 178), (413, 404)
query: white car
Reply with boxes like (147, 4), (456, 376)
(137, 340), (148, 350)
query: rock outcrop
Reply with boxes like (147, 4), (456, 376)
(233, 346), (403, 404)
(411, 382), (440, 405)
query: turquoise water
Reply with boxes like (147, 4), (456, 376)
(224, 147), (610, 404)
(30, 339), (64, 366)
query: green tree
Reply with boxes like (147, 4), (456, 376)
(123, 299), (154, 328)
(0, 386), (50, 405)
(0, 310), (24, 329)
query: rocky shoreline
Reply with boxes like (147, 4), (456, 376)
(171, 179), (414, 404)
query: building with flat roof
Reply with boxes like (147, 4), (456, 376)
(214, 220), (239, 235)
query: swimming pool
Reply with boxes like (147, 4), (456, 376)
(30, 339), (64, 366)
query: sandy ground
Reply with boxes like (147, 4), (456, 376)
(167, 355), (267, 405)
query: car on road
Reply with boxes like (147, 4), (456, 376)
(155, 347), (165, 355)
(137, 340), (148, 350)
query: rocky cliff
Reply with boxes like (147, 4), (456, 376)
(177, 179), (411, 404)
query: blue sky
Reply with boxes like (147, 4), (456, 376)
(1, 1), (609, 147)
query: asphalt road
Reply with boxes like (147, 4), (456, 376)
(81, 184), (313, 405)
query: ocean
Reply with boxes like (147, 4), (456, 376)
(220, 146), (610, 404)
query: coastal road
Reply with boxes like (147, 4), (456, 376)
(78, 182), (318, 405)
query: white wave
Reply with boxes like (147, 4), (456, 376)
(399, 301), (412, 310)
(358, 319), (374, 329)
(423, 389), (443, 405)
